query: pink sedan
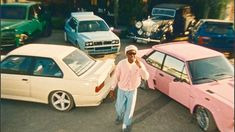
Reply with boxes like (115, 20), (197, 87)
(139, 41), (234, 132)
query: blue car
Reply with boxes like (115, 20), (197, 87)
(189, 19), (234, 53)
(64, 12), (120, 55)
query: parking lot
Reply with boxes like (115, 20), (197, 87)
(1, 29), (232, 132)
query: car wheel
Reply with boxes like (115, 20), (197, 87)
(42, 24), (52, 37)
(195, 106), (217, 132)
(49, 91), (74, 111)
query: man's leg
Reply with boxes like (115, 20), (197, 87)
(123, 89), (137, 129)
(115, 88), (127, 123)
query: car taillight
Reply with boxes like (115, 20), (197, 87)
(95, 81), (104, 93)
(198, 36), (211, 45)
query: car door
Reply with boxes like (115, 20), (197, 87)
(27, 6), (42, 33)
(143, 50), (165, 90)
(30, 57), (63, 100)
(160, 55), (191, 107)
(65, 17), (78, 44)
(1, 56), (32, 97)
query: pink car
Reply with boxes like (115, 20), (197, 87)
(139, 41), (234, 132)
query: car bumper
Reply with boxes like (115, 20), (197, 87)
(127, 35), (161, 43)
(73, 76), (113, 107)
(84, 45), (120, 55)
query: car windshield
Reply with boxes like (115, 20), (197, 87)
(188, 56), (234, 84)
(0, 6), (26, 19)
(63, 49), (95, 75)
(202, 23), (234, 36)
(151, 8), (176, 17)
(78, 20), (109, 32)
(152, 15), (174, 20)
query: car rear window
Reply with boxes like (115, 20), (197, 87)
(202, 22), (234, 35)
(0, 6), (26, 19)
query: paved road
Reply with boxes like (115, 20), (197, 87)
(0, 29), (226, 132)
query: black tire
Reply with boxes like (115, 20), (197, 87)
(42, 24), (52, 37)
(49, 91), (74, 112)
(195, 106), (218, 132)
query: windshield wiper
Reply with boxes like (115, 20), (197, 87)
(214, 73), (233, 78)
(193, 77), (218, 82)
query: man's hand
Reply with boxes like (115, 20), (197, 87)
(109, 90), (115, 101)
(135, 57), (142, 68)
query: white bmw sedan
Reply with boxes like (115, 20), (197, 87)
(1, 44), (115, 111)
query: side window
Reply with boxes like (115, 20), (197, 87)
(32, 58), (63, 78)
(145, 50), (165, 69)
(162, 55), (189, 83)
(1, 56), (31, 75)
(28, 6), (35, 20)
(68, 18), (77, 30)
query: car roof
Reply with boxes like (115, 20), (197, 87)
(200, 19), (234, 24)
(152, 41), (223, 61)
(153, 3), (189, 10)
(1, 2), (38, 7)
(71, 12), (103, 21)
(7, 44), (76, 59)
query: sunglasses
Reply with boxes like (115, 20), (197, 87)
(127, 52), (136, 55)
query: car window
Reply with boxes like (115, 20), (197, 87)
(32, 58), (63, 78)
(162, 55), (189, 83)
(202, 23), (234, 35)
(0, 5), (26, 19)
(145, 50), (165, 69)
(78, 20), (109, 32)
(68, 18), (77, 30)
(188, 56), (234, 84)
(152, 8), (176, 17)
(1, 56), (31, 75)
(63, 49), (95, 76)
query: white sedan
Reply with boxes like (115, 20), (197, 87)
(1, 44), (115, 111)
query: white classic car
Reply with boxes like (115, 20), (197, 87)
(64, 12), (121, 55)
(0, 44), (115, 111)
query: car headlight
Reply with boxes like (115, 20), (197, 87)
(137, 29), (143, 35)
(151, 24), (159, 32)
(85, 41), (93, 46)
(111, 40), (119, 44)
(135, 21), (143, 29)
(16, 34), (28, 42)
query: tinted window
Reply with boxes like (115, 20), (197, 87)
(78, 20), (109, 32)
(32, 58), (63, 78)
(152, 8), (176, 17)
(163, 55), (189, 82)
(188, 56), (234, 84)
(1, 56), (31, 75)
(0, 6), (26, 19)
(201, 22), (234, 36)
(68, 18), (77, 30)
(145, 50), (165, 69)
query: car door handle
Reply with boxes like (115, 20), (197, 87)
(22, 79), (28, 81)
(159, 73), (164, 77)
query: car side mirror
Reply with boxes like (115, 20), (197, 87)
(110, 27), (114, 31)
(173, 77), (181, 82)
(142, 55), (148, 59)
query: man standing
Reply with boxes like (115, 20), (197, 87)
(109, 45), (149, 132)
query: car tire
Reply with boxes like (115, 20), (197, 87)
(49, 91), (74, 112)
(195, 106), (218, 132)
(42, 24), (52, 37)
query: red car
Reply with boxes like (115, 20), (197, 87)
(139, 41), (234, 132)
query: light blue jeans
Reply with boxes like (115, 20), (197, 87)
(115, 88), (137, 127)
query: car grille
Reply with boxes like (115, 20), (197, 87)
(94, 41), (112, 45)
(0, 36), (16, 47)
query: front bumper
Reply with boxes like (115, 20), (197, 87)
(127, 35), (161, 43)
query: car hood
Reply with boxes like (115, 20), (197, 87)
(82, 59), (115, 84)
(1, 19), (26, 30)
(196, 78), (234, 104)
(79, 31), (119, 41)
(142, 18), (173, 32)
